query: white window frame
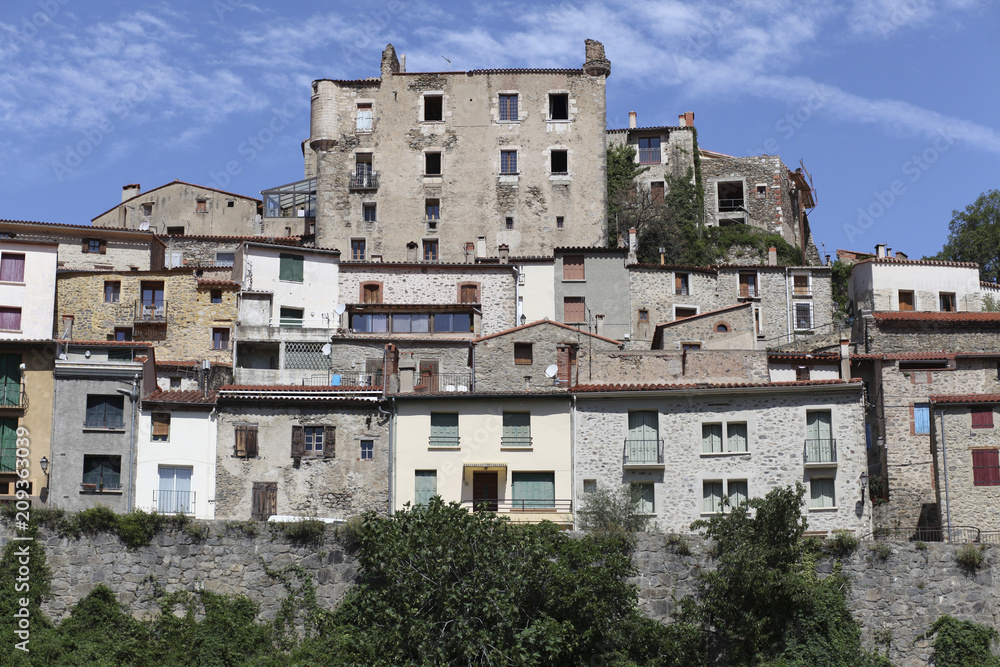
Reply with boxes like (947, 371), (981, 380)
(791, 271), (812, 297)
(672, 304), (700, 320)
(808, 477), (837, 510)
(794, 302), (814, 331)
(701, 420), (750, 456)
(355, 100), (374, 133)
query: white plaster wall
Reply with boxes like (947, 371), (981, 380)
(0, 243), (57, 338)
(769, 364), (840, 382)
(242, 247), (339, 327)
(519, 263), (555, 323)
(869, 263), (982, 311)
(135, 408), (217, 520)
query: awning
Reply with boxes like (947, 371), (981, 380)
(463, 462), (507, 469)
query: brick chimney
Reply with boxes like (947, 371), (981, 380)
(628, 111), (637, 129)
(122, 184), (140, 202)
(465, 242), (475, 264)
(768, 247), (777, 266)
(678, 111), (694, 127)
(498, 244), (509, 264)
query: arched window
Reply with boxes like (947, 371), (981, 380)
(714, 322), (729, 333)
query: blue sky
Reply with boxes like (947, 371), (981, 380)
(1, 0), (997, 260)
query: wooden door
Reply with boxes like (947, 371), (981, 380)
(472, 472), (498, 512)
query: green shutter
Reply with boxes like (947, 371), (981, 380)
(807, 411), (832, 441)
(430, 413), (459, 446)
(631, 483), (654, 514)
(704, 482), (723, 513)
(727, 423), (748, 452)
(502, 412), (531, 446)
(0, 354), (20, 406)
(414, 470), (437, 505)
(0, 418), (16, 472)
(811, 479), (835, 508)
(628, 411), (658, 441)
(702, 424), (723, 453)
(728, 480), (748, 507)
(279, 253), (304, 282)
(512, 472), (554, 509)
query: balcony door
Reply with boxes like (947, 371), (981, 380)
(0, 354), (20, 406)
(157, 466), (193, 514)
(472, 472), (498, 512)
(140, 281), (165, 319)
(806, 410), (833, 462)
(628, 411), (658, 463)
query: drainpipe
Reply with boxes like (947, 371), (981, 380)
(938, 407), (953, 542)
(571, 393), (577, 530)
(512, 265), (522, 325)
(119, 374), (139, 512)
(785, 267), (792, 344)
(378, 398), (393, 515)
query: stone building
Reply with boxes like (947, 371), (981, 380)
(91, 181), (261, 237)
(214, 386), (388, 521)
(0, 239), (58, 339)
(161, 234), (300, 270)
(0, 219), (165, 271)
(55, 268), (238, 364)
(698, 150), (818, 262)
(0, 341), (55, 507)
(573, 379), (870, 535)
(49, 342), (156, 512)
(604, 110), (698, 207)
(305, 40), (612, 262)
(651, 303), (756, 350)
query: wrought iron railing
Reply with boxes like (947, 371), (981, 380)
(461, 498), (572, 512)
(793, 285), (812, 296)
(349, 172), (379, 190)
(0, 382), (26, 409)
(675, 286), (689, 296)
(739, 286), (759, 298)
(414, 373), (473, 393)
(154, 489), (196, 515)
(428, 435), (460, 448)
(301, 371), (384, 388)
(134, 300), (167, 323)
(804, 439), (837, 464)
(623, 438), (664, 465)
(83, 417), (125, 429)
(638, 148), (660, 164)
(718, 198), (745, 212)
(500, 436), (533, 448)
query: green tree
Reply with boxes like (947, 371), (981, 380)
(933, 189), (1000, 282)
(831, 260), (853, 319)
(606, 143), (650, 248)
(577, 483), (654, 539)
(920, 615), (1000, 667)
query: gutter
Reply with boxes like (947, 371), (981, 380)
(937, 407), (953, 542)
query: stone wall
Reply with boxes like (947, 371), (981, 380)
(869, 321), (1000, 354)
(162, 236), (245, 268)
(628, 266), (721, 347)
(936, 402), (1000, 533)
(655, 304), (756, 350)
(586, 349), (769, 385)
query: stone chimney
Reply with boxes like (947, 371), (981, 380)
(465, 242), (475, 264)
(523, 376), (532, 392)
(875, 243), (887, 258)
(582, 39), (611, 77)
(678, 111), (695, 127)
(399, 54), (406, 72)
(398, 351), (416, 393)
(381, 44), (400, 76)
(122, 184), (140, 202)
(896, 250), (908, 259)
(628, 111), (637, 129)
(60, 315), (73, 339)
(406, 241), (418, 262)
(768, 247), (777, 266)
(498, 244), (509, 264)
(476, 236), (487, 258)
(839, 338), (851, 381)
(594, 314), (605, 337)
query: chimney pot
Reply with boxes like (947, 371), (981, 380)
(768, 246), (777, 266)
(875, 243), (886, 258)
(628, 111), (637, 129)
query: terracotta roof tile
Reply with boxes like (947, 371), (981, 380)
(768, 351), (841, 362)
(197, 279), (240, 288)
(473, 319), (622, 345)
(654, 302), (752, 329)
(873, 311), (1000, 324)
(930, 393), (1000, 404)
(571, 379), (856, 393)
(144, 389), (217, 405)
(219, 384), (381, 393)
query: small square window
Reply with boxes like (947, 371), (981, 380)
(796, 366), (810, 381)
(215, 252), (235, 267)
(114, 328), (132, 342)
(583, 479), (597, 494)
(972, 449), (1000, 486)
(166, 226), (185, 236)
(151, 413), (170, 442)
(86, 239), (102, 254)
(425, 153), (442, 176)
(505, 217), (514, 230)
(196, 200), (207, 214)
(361, 440), (374, 460)
(0, 307), (22, 332)
(211, 290), (223, 304)
(514, 343), (533, 365)
(140, 203), (153, 216)
(351, 239), (366, 261)
(556, 216), (564, 229)
(756, 184), (767, 198)
(423, 240), (439, 262)
(500, 150), (518, 174)
(499, 93), (518, 121)
(212, 328), (230, 350)
(363, 203), (377, 222)
(423, 95), (443, 122)
(227, 200), (235, 208)
(104, 281), (121, 303)
(551, 150), (568, 174)
(940, 292), (956, 312)
(638, 309), (649, 323)
(549, 93), (569, 120)
(169, 377), (181, 389)
(426, 199), (440, 221)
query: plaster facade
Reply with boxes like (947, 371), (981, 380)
(0, 220), (164, 271)
(0, 342), (55, 507)
(849, 257), (983, 313)
(553, 248), (631, 340)
(0, 240), (58, 339)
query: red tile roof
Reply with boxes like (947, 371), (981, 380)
(571, 379), (857, 393)
(143, 389), (217, 405)
(66, 340), (154, 347)
(851, 352), (958, 361)
(473, 319), (622, 345)
(156, 359), (231, 368)
(627, 263), (718, 274)
(930, 393), (1000, 404)
(769, 351), (841, 362)
(197, 279), (240, 288)
(873, 311), (1000, 324)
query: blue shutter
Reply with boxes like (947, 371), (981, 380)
(512, 472), (554, 509)
(415, 470), (437, 505)
(914, 404), (930, 434)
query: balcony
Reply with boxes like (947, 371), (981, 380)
(738, 286), (759, 299)
(154, 489), (196, 515)
(623, 438), (665, 469)
(804, 439), (837, 466)
(301, 371), (384, 389)
(414, 372), (473, 393)
(428, 435), (461, 448)
(793, 285), (812, 297)
(500, 436), (533, 448)
(83, 416), (125, 429)
(675, 286), (689, 296)
(460, 498), (573, 524)
(0, 382), (26, 409)
(134, 300), (167, 324)
(349, 172), (379, 191)
(638, 148), (661, 165)
(718, 198), (745, 212)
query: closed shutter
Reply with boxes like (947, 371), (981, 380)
(415, 470), (437, 505)
(502, 412), (531, 446)
(151, 413), (170, 440)
(291, 425), (305, 457)
(363, 284), (381, 304)
(703, 482), (723, 513)
(913, 404), (930, 434)
(99, 240), (107, 255)
(628, 411), (657, 442)
(728, 481), (748, 507)
(252, 482), (277, 521)
(702, 424), (723, 453)
(234, 425), (247, 456)
(810, 479), (835, 508)
(430, 413), (459, 446)
(459, 284), (478, 303)
(899, 291), (914, 311)
(279, 254), (304, 282)
(972, 450), (1000, 486)
(0, 418), (16, 473)
(82, 238), (89, 252)
(971, 407), (994, 428)
(563, 255), (585, 280)
(563, 297), (585, 323)
(651, 181), (664, 204)
(323, 426), (336, 458)
(807, 411), (832, 441)
(246, 426), (258, 457)
(631, 483), (654, 514)
(512, 472), (554, 509)
(0, 354), (20, 406)
(727, 423), (748, 452)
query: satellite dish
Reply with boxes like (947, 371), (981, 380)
(334, 304), (347, 315)
(139, 220), (150, 231)
(321, 344), (332, 356)
(544, 364), (558, 378)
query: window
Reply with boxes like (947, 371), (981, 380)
(351, 239), (366, 261)
(702, 423), (723, 454)
(227, 200), (235, 208)
(556, 216), (564, 229)
(898, 290), (914, 311)
(563, 297), (585, 323)
(650, 181), (664, 204)
(627, 411), (659, 464)
(972, 407), (994, 429)
(278, 253), (304, 282)
(360, 439), (374, 460)
(166, 226), (184, 236)
(727, 423), (748, 452)
(279, 307), (303, 328)
(216, 252), (235, 267)
(234, 424), (259, 458)
(548, 93), (569, 120)
(207, 290), (222, 304)
(739, 272), (758, 298)
(291, 425), (334, 458)
(514, 343), (533, 365)
(728, 480), (748, 508)
(682, 342), (702, 351)
(500, 150), (518, 174)
(156, 466), (193, 513)
(810, 478), (836, 508)
(583, 479), (597, 494)
(351, 312), (389, 333)
(423, 240), (439, 262)
(429, 412), (459, 447)
(675, 272), (689, 296)
(196, 199), (207, 214)
(638, 309), (649, 324)
(169, 377), (181, 389)
(940, 292), (957, 312)
(502, 412), (531, 447)
(703, 481), (724, 513)
(85, 395), (125, 429)
(505, 216), (514, 230)
(356, 103), (373, 132)
(423, 95), (443, 121)
(425, 152), (442, 176)
(562, 255), (585, 280)
(794, 303), (813, 330)
(0, 418), (16, 473)
(675, 307), (697, 320)
(353, 154), (374, 188)
(212, 328), (230, 350)
(550, 150), (568, 174)
(141, 202), (153, 216)
(631, 482), (655, 514)
(717, 181), (744, 211)
(362, 283), (383, 304)
(104, 281), (121, 303)
(83, 238), (105, 254)
(793, 274), (811, 296)
(913, 403), (930, 434)
(638, 136), (660, 164)
(415, 470), (437, 505)
(251, 481), (276, 520)
(499, 93), (518, 121)
(363, 203), (377, 222)
(458, 284), (479, 303)
(513, 472), (555, 509)
(151, 413), (170, 442)
(972, 450), (1000, 486)
(432, 313), (472, 333)
(796, 366), (810, 381)
(82, 455), (121, 490)
(714, 322), (729, 333)
(0, 254), (24, 282)
(391, 314), (429, 334)
(425, 199), (440, 220)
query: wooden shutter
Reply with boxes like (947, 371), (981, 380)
(99, 239), (107, 255)
(234, 425), (247, 456)
(291, 425), (305, 457)
(704, 482), (723, 512)
(971, 407), (994, 428)
(512, 472), (554, 509)
(459, 284), (478, 303)
(650, 181), (664, 204)
(629, 411), (658, 442)
(727, 423), (748, 452)
(913, 404), (930, 434)
(702, 423), (723, 453)
(563, 297), (585, 323)
(151, 413), (170, 439)
(415, 470), (437, 505)
(972, 450), (1000, 486)
(807, 411), (832, 441)
(246, 426), (258, 457)
(82, 238), (89, 252)
(899, 291), (914, 311)
(252, 482), (277, 521)
(323, 426), (336, 458)
(563, 255), (585, 280)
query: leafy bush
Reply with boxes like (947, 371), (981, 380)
(666, 532), (691, 556)
(827, 530), (860, 557)
(916, 540), (928, 551)
(335, 515), (365, 552)
(920, 615), (1000, 666)
(869, 542), (893, 561)
(75, 505), (119, 536)
(116, 509), (167, 549)
(956, 544), (986, 573)
(182, 521), (209, 541)
(577, 483), (653, 539)
(280, 518), (326, 545)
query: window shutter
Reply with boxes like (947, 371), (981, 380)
(291, 425), (305, 457)
(323, 426), (336, 458)
(702, 424), (722, 453)
(99, 239), (107, 255)
(563, 255), (585, 280)
(82, 238), (89, 253)
(152, 414), (170, 438)
(971, 407), (994, 428)
(246, 426), (258, 457)
(914, 404), (930, 434)
(727, 423), (747, 452)
(234, 425), (247, 456)
(415, 470), (437, 505)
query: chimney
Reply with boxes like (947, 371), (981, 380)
(628, 111), (637, 129)
(678, 111), (694, 127)
(875, 243), (886, 258)
(498, 244), (509, 264)
(398, 352), (416, 393)
(839, 338), (851, 381)
(406, 241), (418, 262)
(594, 314), (605, 337)
(628, 228), (637, 254)
(768, 246), (777, 266)
(400, 54), (406, 72)
(380, 44), (400, 76)
(122, 184), (140, 202)
(61, 315), (74, 340)
(582, 38), (611, 77)
(523, 376), (532, 392)
(895, 250), (908, 259)
(465, 242), (475, 264)
(476, 236), (487, 258)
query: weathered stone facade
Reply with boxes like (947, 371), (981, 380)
(56, 268), (237, 364)
(214, 394), (389, 521)
(161, 235), (259, 269)
(861, 315), (1000, 354)
(605, 120), (697, 191)
(308, 41), (610, 262)
(652, 303), (756, 350)
(932, 399), (1000, 534)
(586, 349), (770, 385)
(0, 219), (164, 271)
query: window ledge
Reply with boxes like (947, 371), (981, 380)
(546, 119), (571, 124)
(83, 427), (126, 433)
(421, 120), (444, 125)
(549, 174), (572, 182)
(495, 120), (521, 125)
(808, 506), (838, 512)
(80, 489), (123, 495)
(0, 281), (26, 286)
(561, 279), (586, 283)
(423, 175), (443, 182)
(700, 452), (751, 458)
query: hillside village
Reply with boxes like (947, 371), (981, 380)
(2, 39), (999, 547)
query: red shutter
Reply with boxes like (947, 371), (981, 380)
(99, 239), (107, 255)
(972, 450), (1000, 486)
(563, 256), (585, 280)
(971, 407), (994, 429)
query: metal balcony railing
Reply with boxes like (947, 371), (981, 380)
(135, 300), (167, 323)
(301, 371), (384, 388)
(461, 498), (572, 513)
(793, 285), (812, 296)
(428, 435), (461, 448)
(623, 438), (664, 465)
(500, 436), (532, 448)
(0, 382), (26, 409)
(83, 417), (125, 429)
(349, 172), (379, 190)
(804, 439), (837, 464)
(675, 286), (689, 296)
(638, 148), (661, 165)
(154, 489), (196, 515)
(739, 286), (759, 298)
(415, 373), (472, 393)
(718, 198), (745, 212)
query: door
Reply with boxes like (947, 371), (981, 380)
(0, 354), (20, 406)
(140, 281), (165, 319)
(806, 411), (833, 462)
(252, 482), (277, 520)
(158, 466), (193, 514)
(472, 472), (498, 512)
(628, 411), (659, 463)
